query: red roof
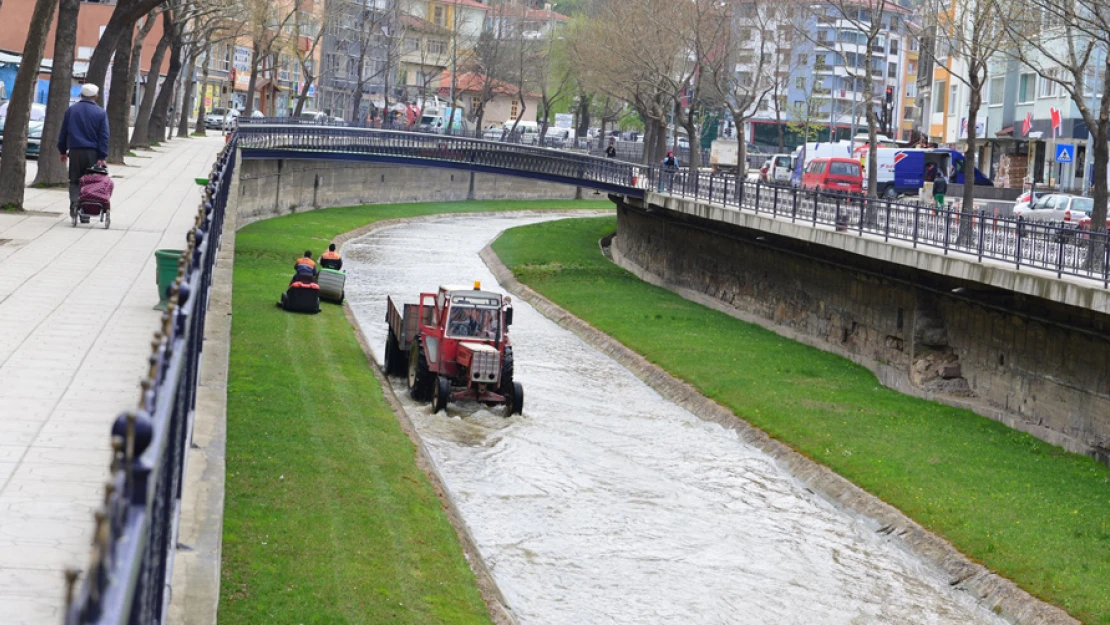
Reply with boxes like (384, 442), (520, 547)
(437, 70), (539, 98)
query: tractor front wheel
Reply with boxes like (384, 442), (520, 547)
(433, 376), (451, 413)
(408, 340), (433, 401)
(504, 381), (524, 417)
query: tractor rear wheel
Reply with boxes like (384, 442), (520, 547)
(504, 381), (524, 417)
(499, 346), (514, 394)
(433, 376), (451, 413)
(408, 340), (433, 401)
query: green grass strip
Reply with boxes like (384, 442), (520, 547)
(220, 199), (608, 624)
(492, 216), (1110, 624)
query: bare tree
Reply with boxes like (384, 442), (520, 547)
(461, 24), (510, 131)
(33, 0), (82, 187)
(147, 5), (186, 144)
(291, 0), (329, 116)
(704, 0), (783, 181)
(107, 11), (160, 163)
(820, 0), (903, 197)
(85, 0), (168, 90)
(131, 17), (174, 148)
(1001, 0), (1109, 246)
(0, 0), (60, 208)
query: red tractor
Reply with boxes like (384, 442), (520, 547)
(384, 283), (523, 415)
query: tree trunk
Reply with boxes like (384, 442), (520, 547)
(734, 116), (748, 186)
(84, 0), (164, 90)
(0, 0), (59, 208)
(106, 26), (135, 164)
(177, 55), (195, 137)
(32, 0), (80, 187)
(1089, 123), (1108, 271)
(195, 46), (210, 136)
(293, 78), (313, 116)
(682, 114), (700, 170)
(576, 93), (590, 139)
(960, 86), (980, 245)
(131, 25), (171, 149)
(244, 42), (260, 115)
(149, 33), (182, 144)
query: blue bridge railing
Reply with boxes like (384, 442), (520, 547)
(63, 136), (238, 624)
(236, 119), (1110, 288)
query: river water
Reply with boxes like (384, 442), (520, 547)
(344, 213), (1008, 625)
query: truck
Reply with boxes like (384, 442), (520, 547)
(420, 105), (469, 134)
(710, 139), (739, 173)
(864, 148), (993, 198)
(384, 283), (523, 416)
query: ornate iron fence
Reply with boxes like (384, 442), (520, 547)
(62, 136), (238, 624)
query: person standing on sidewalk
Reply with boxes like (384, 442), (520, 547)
(58, 84), (109, 216)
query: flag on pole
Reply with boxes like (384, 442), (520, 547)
(1050, 107), (1062, 138)
(1022, 112), (1033, 136)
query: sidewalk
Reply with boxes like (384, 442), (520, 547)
(0, 135), (227, 624)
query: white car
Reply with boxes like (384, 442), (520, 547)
(221, 109), (240, 130)
(1012, 193), (1092, 225)
(204, 108), (228, 129)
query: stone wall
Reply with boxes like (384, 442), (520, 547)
(613, 199), (1110, 461)
(236, 158), (580, 226)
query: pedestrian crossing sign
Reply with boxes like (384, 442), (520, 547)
(1055, 143), (1075, 163)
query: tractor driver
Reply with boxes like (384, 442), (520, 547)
(449, 306), (475, 337)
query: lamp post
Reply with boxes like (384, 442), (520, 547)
(448, 0), (459, 132)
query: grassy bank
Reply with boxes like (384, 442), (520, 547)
(219, 199), (607, 624)
(492, 216), (1110, 624)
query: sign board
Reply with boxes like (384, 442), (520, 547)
(1055, 143), (1075, 164)
(959, 117), (986, 140)
(554, 113), (573, 129)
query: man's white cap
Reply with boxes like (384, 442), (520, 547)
(80, 84), (99, 98)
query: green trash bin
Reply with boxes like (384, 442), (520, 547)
(155, 249), (185, 310)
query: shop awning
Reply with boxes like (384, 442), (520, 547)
(995, 126), (1013, 137)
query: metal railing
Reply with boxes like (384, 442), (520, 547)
(235, 119), (1110, 287)
(63, 136), (238, 624)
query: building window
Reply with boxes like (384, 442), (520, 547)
(905, 82), (916, 97)
(510, 100), (519, 119)
(797, 54), (808, 66)
(989, 76), (1004, 105)
(796, 76), (806, 89)
(433, 5), (446, 27)
(907, 61), (916, 75)
(888, 62), (897, 78)
(1038, 68), (1061, 98)
(949, 82), (958, 110)
(471, 96), (481, 112)
(428, 40), (447, 55)
(405, 38), (419, 53)
(1017, 72), (1034, 102)
(934, 80), (946, 113)
(889, 38), (899, 54)
(904, 106), (916, 121)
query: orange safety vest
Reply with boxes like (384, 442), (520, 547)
(321, 251), (340, 261)
(295, 257), (316, 270)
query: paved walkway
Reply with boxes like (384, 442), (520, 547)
(0, 135), (226, 624)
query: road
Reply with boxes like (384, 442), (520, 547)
(344, 213), (1010, 625)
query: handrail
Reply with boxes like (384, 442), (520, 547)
(237, 119), (1110, 289)
(62, 135), (238, 624)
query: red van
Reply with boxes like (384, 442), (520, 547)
(802, 157), (863, 193)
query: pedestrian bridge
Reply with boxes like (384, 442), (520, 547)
(236, 120), (646, 197)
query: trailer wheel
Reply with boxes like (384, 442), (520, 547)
(433, 376), (450, 413)
(504, 381), (524, 417)
(498, 346), (514, 394)
(385, 329), (407, 376)
(408, 340), (433, 401)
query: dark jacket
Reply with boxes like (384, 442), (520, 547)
(605, 145), (617, 158)
(58, 100), (110, 160)
(933, 176), (948, 195)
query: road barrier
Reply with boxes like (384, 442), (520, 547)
(63, 136), (237, 624)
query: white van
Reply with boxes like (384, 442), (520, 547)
(505, 120), (540, 144)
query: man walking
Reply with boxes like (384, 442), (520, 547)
(58, 84), (109, 216)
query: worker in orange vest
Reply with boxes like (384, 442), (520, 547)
(292, 250), (317, 284)
(320, 243), (342, 270)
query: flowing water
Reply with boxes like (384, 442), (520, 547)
(344, 213), (1008, 625)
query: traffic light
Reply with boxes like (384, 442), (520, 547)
(885, 86), (893, 104)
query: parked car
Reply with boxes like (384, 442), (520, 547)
(802, 157), (863, 193)
(541, 127), (572, 148)
(204, 107), (229, 129)
(222, 109), (240, 130)
(299, 110), (327, 122)
(483, 125), (504, 141)
(1012, 193), (1091, 226)
(0, 102), (46, 128)
(1078, 214), (1110, 235)
(0, 120), (45, 158)
(760, 153), (793, 184)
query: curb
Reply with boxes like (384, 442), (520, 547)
(478, 234), (1078, 625)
